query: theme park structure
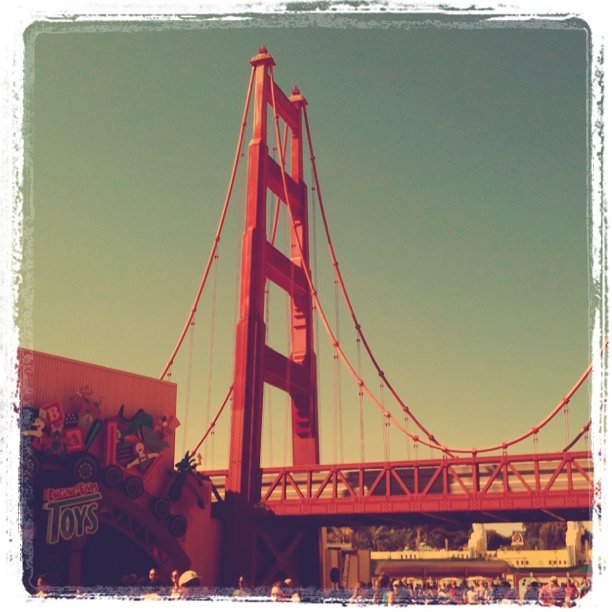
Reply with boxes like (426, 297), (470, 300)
(19, 48), (598, 592)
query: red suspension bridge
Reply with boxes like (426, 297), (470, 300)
(157, 48), (598, 584)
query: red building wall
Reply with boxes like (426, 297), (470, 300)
(17, 349), (222, 590)
(18, 348), (177, 496)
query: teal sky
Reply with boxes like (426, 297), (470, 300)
(22, 14), (592, 469)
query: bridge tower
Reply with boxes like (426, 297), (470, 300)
(227, 47), (319, 504)
(222, 47), (321, 587)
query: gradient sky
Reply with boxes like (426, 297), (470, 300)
(21, 13), (592, 471)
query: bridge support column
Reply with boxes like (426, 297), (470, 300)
(221, 494), (321, 589)
(254, 518), (321, 588)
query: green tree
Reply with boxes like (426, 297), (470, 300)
(539, 523), (566, 549)
(486, 530), (512, 550)
(327, 526), (354, 544)
(332, 523), (471, 552)
(522, 522), (567, 550)
(522, 523), (541, 549)
(424, 525), (471, 550)
(581, 528), (592, 547)
(353, 526), (413, 551)
(352, 526), (372, 549)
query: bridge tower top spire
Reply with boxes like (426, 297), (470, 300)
(290, 85), (307, 107)
(250, 46), (275, 66)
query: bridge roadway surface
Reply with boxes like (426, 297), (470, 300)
(203, 450), (593, 526)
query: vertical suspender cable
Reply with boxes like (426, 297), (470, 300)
(404, 414), (411, 460)
(204, 253), (219, 465)
(381, 381), (390, 462)
(286, 124), (295, 465)
(210, 424), (215, 466)
(233, 195), (242, 333)
(181, 319), (196, 454)
(310, 168), (322, 460)
(265, 190), (273, 464)
(269, 126), (288, 244)
(276, 125), (292, 466)
(265, 192), (275, 465)
(356, 336), (365, 463)
(189, 384), (234, 458)
(264, 192), (276, 466)
(334, 280), (344, 462)
(265, 281), (272, 464)
(233, 129), (248, 346)
(563, 404), (570, 447)
(284, 214), (291, 465)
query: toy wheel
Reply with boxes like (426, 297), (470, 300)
(72, 454), (99, 482)
(102, 465), (123, 488)
(124, 476), (144, 499)
(152, 496), (171, 520)
(167, 514), (188, 538)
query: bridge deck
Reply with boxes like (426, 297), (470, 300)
(204, 451), (593, 524)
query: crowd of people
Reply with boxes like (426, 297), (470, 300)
(34, 568), (592, 606)
(345, 574), (590, 606)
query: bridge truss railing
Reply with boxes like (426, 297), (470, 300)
(204, 450), (592, 518)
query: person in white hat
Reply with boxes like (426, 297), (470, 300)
(178, 570), (203, 599)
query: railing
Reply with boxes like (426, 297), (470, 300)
(203, 451), (593, 518)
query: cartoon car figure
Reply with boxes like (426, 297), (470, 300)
(98, 406), (167, 500)
(21, 402), (103, 484)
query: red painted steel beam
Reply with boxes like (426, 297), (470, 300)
(263, 489), (593, 518)
(266, 154), (304, 211)
(263, 345), (311, 394)
(209, 451), (593, 518)
(264, 242), (308, 297)
(268, 81), (299, 133)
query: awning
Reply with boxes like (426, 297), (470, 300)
(373, 559), (512, 579)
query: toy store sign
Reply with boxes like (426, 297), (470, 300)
(43, 482), (102, 545)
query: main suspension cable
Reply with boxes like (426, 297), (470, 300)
(204, 253), (220, 464)
(333, 278), (344, 462)
(302, 99), (603, 456)
(181, 319), (196, 455)
(302, 105), (444, 449)
(268, 70), (448, 454)
(159, 66), (255, 379)
(562, 420), (592, 453)
(189, 385), (234, 459)
(269, 68), (601, 456)
(356, 336), (365, 463)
